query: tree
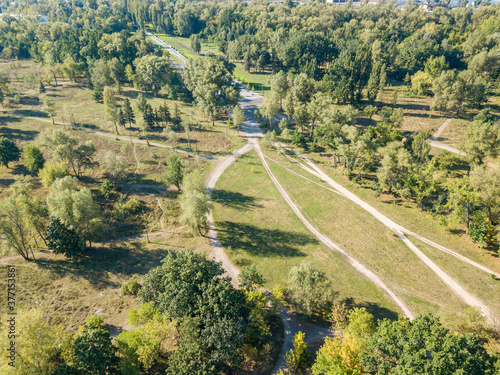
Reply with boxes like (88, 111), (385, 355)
(123, 98), (136, 127)
(190, 34), (201, 54)
(47, 187), (102, 247)
(0, 137), (21, 168)
(179, 181), (209, 236)
(39, 81), (46, 93)
(313, 308), (375, 375)
(287, 262), (334, 317)
(40, 94), (57, 124)
(238, 263), (265, 291)
(377, 141), (413, 196)
(470, 165), (500, 223)
(232, 105), (245, 131)
(286, 332), (311, 374)
(103, 86), (119, 134)
(462, 109), (499, 165)
(270, 70), (289, 110)
(37, 129), (98, 179)
(118, 108), (126, 129)
(46, 217), (84, 257)
(54, 315), (120, 375)
(138, 251), (249, 371)
(102, 151), (127, 182)
(411, 131), (431, 164)
(159, 104), (171, 127)
(0, 197), (33, 260)
(360, 314), (496, 374)
(134, 55), (172, 96)
(164, 153), (184, 190)
(23, 144), (45, 173)
(39, 161), (70, 188)
(0, 309), (61, 374)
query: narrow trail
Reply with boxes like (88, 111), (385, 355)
(0, 110), (218, 161)
(276, 145), (497, 323)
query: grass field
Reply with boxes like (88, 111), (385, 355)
(212, 150), (409, 321)
(233, 63), (272, 96)
(0, 231), (213, 333)
(5, 81), (245, 156)
(302, 150), (500, 274)
(261, 147), (472, 317)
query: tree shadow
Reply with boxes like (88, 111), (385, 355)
(15, 109), (48, 118)
(340, 297), (400, 322)
(35, 243), (171, 287)
(0, 126), (39, 141)
(212, 189), (263, 211)
(216, 221), (314, 257)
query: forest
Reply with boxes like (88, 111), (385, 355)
(0, 0), (499, 374)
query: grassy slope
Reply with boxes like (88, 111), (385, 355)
(304, 151), (500, 274)
(7, 82), (245, 156)
(213, 150), (404, 321)
(0, 233), (213, 333)
(262, 147), (469, 317)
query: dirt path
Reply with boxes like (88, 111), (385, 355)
(1, 110), (218, 161)
(277, 146), (496, 323)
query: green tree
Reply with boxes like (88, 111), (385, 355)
(40, 94), (57, 124)
(238, 263), (265, 291)
(360, 314), (495, 374)
(123, 98), (136, 127)
(23, 144), (45, 173)
(47, 187), (102, 247)
(0, 197), (33, 260)
(0, 309), (61, 374)
(286, 332), (311, 374)
(138, 251), (249, 371)
(232, 105), (245, 131)
(55, 315), (120, 375)
(0, 137), (21, 168)
(102, 151), (127, 182)
(377, 141), (413, 196)
(270, 70), (289, 110)
(190, 34), (201, 54)
(462, 109), (499, 165)
(37, 129), (97, 179)
(38, 161), (70, 188)
(411, 131), (431, 164)
(103, 86), (119, 134)
(134, 55), (172, 96)
(288, 262), (334, 317)
(164, 153), (184, 191)
(46, 217), (84, 257)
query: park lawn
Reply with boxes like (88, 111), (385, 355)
(0, 113), (214, 239)
(261, 146), (468, 317)
(410, 236), (500, 320)
(365, 83), (447, 134)
(438, 90), (500, 150)
(299, 149), (500, 276)
(212, 150), (405, 321)
(0, 232), (213, 334)
(9, 82), (245, 156)
(232, 63), (272, 96)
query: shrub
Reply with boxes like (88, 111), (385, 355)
(115, 198), (142, 220)
(120, 278), (142, 296)
(39, 161), (70, 188)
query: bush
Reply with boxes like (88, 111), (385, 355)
(121, 278), (142, 296)
(115, 198), (142, 220)
(101, 179), (114, 199)
(39, 161), (70, 187)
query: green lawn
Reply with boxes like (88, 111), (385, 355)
(232, 63), (272, 96)
(261, 146), (470, 317)
(212, 150), (404, 321)
(302, 151), (500, 275)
